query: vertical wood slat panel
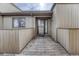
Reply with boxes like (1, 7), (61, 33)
(57, 29), (69, 52)
(76, 30), (79, 54)
(3, 30), (9, 52)
(52, 4), (79, 55)
(8, 30), (19, 53)
(0, 29), (34, 53)
(3, 16), (12, 29)
(69, 30), (76, 54)
(0, 30), (3, 53)
(19, 29), (34, 51)
(57, 29), (79, 55)
(69, 30), (79, 54)
(56, 4), (79, 28)
(0, 30), (19, 53)
(3, 30), (19, 53)
(51, 6), (57, 41)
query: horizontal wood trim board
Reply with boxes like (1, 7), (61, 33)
(1, 11), (52, 16)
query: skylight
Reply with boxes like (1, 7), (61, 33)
(14, 3), (53, 11)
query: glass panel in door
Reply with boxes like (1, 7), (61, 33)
(38, 19), (44, 36)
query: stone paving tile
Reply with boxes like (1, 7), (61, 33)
(1, 36), (69, 56)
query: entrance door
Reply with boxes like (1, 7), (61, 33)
(36, 19), (48, 36)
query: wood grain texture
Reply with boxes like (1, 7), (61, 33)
(57, 29), (79, 55)
(56, 4), (79, 28)
(57, 29), (69, 52)
(0, 28), (35, 53)
(0, 16), (2, 29)
(19, 29), (34, 51)
(51, 6), (58, 41)
(69, 30), (79, 54)
(3, 30), (19, 53)
(3, 16), (12, 29)
(51, 4), (79, 42)
(0, 30), (3, 53)
(51, 4), (79, 55)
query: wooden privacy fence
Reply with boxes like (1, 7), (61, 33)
(0, 28), (34, 53)
(57, 28), (79, 55)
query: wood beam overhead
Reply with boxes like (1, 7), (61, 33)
(1, 11), (53, 17)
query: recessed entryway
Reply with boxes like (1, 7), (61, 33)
(36, 17), (49, 37)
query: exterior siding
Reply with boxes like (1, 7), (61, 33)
(51, 6), (57, 41)
(51, 4), (79, 41)
(51, 4), (79, 54)
(0, 16), (2, 29)
(0, 16), (36, 53)
(3, 16), (35, 29)
(56, 4), (79, 28)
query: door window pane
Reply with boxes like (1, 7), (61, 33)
(38, 19), (44, 35)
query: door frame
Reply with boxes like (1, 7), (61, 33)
(35, 17), (48, 36)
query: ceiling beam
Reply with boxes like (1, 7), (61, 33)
(1, 11), (53, 16)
